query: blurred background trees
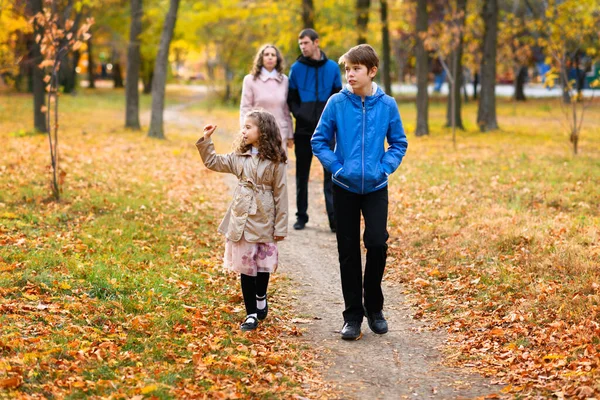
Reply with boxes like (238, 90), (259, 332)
(1, 0), (599, 147)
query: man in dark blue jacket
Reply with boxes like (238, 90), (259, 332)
(312, 44), (408, 341)
(287, 29), (342, 232)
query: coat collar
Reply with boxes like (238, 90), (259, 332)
(259, 67), (283, 82)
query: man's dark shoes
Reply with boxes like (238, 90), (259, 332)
(340, 321), (362, 340)
(364, 309), (388, 334)
(293, 220), (306, 230)
(329, 220), (337, 233)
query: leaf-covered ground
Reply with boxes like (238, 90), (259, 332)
(387, 97), (600, 398)
(1, 88), (599, 399)
(0, 90), (338, 399)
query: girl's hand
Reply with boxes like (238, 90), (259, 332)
(203, 124), (217, 140)
(274, 236), (285, 241)
(287, 138), (294, 148)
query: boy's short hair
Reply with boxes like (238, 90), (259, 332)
(338, 44), (379, 71)
(298, 28), (319, 42)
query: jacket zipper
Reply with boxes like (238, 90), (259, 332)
(361, 100), (365, 194)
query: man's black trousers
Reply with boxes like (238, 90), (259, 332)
(295, 135), (334, 226)
(333, 184), (389, 322)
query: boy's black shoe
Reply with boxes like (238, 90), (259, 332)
(329, 220), (337, 233)
(340, 321), (362, 340)
(293, 220), (306, 230)
(240, 315), (258, 331)
(364, 309), (388, 334)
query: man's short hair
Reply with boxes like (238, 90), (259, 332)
(298, 28), (319, 42)
(339, 44), (379, 71)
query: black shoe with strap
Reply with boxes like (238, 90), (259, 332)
(364, 308), (388, 334)
(340, 320), (362, 340)
(256, 295), (268, 320)
(240, 315), (259, 331)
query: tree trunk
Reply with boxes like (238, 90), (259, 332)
(476, 0), (499, 132)
(415, 0), (429, 136)
(29, 0), (47, 133)
(446, 0), (466, 129)
(126, 0), (143, 129)
(514, 65), (527, 101)
(148, 0), (180, 139)
(380, 0), (392, 95)
(60, 51), (79, 93)
(356, 0), (371, 44)
(302, 0), (315, 29)
(112, 61), (124, 88)
(87, 35), (96, 89)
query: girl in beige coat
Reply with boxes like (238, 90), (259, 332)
(196, 110), (288, 331)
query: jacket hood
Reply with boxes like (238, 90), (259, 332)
(296, 50), (330, 67)
(340, 83), (386, 107)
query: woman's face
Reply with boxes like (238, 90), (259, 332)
(242, 117), (260, 147)
(262, 47), (278, 72)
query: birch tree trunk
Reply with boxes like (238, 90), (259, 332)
(477, 0), (499, 132)
(380, 0), (392, 95)
(148, 0), (180, 139)
(29, 0), (47, 133)
(126, 0), (143, 129)
(356, 0), (371, 44)
(302, 0), (315, 29)
(415, 0), (429, 136)
(446, 0), (466, 129)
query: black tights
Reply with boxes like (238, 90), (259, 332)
(240, 272), (270, 315)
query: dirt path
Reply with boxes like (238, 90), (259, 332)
(163, 97), (499, 399)
(278, 167), (499, 400)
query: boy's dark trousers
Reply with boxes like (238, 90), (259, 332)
(295, 135), (334, 227)
(333, 184), (389, 322)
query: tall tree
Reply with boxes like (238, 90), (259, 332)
(126, 0), (142, 129)
(446, 0), (466, 130)
(148, 0), (180, 139)
(29, 0), (47, 133)
(415, 0), (429, 136)
(87, 35), (96, 89)
(302, 0), (315, 29)
(476, 0), (499, 132)
(380, 0), (392, 95)
(356, 0), (370, 44)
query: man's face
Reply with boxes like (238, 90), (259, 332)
(298, 36), (319, 59)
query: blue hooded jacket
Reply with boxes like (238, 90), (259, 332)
(287, 52), (342, 136)
(311, 84), (408, 194)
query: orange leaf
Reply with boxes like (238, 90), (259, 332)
(0, 376), (22, 389)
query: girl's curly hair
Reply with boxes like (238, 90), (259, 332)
(236, 110), (287, 164)
(250, 44), (284, 79)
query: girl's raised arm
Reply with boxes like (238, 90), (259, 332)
(195, 125), (237, 175)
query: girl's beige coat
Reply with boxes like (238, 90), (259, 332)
(196, 137), (288, 243)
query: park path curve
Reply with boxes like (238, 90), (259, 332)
(160, 96), (499, 399)
(278, 170), (498, 399)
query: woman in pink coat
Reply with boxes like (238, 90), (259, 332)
(240, 44), (294, 155)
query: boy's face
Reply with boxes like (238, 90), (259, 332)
(344, 62), (377, 94)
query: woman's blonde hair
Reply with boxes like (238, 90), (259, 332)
(236, 110), (287, 164)
(250, 44), (284, 79)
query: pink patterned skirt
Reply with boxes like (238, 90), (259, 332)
(223, 236), (278, 276)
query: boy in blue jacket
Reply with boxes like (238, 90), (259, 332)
(311, 44), (408, 341)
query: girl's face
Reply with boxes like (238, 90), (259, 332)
(262, 47), (278, 72)
(242, 117), (260, 147)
